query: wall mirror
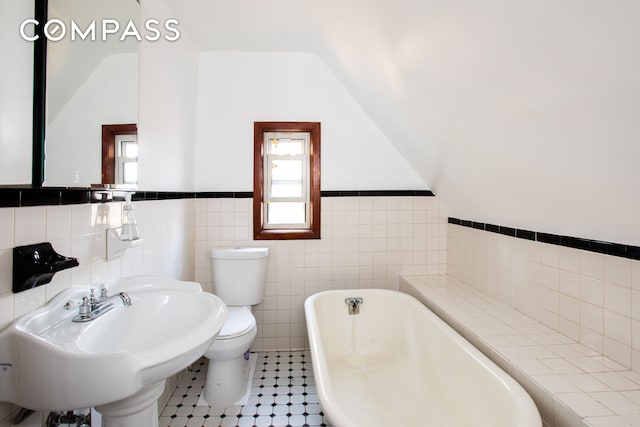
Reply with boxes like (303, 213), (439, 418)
(0, 1), (35, 186)
(41, 0), (140, 188)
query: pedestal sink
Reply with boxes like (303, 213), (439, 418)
(0, 275), (227, 427)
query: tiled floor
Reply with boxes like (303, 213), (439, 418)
(159, 351), (332, 427)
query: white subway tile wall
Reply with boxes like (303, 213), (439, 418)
(448, 224), (640, 373)
(401, 275), (640, 427)
(0, 195), (445, 425)
(194, 196), (448, 352)
(0, 199), (195, 427)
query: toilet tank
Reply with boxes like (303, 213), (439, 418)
(209, 247), (269, 306)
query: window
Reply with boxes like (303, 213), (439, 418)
(101, 124), (138, 187)
(254, 122), (320, 240)
(116, 134), (138, 185)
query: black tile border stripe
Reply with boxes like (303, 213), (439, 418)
(194, 191), (254, 199)
(321, 190), (434, 197)
(449, 217), (640, 261)
(0, 188), (434, 208)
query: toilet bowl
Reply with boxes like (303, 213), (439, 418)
(204, 307), (257, 360)
(199, 247), (269, 407)
(200, 307), (258, 406)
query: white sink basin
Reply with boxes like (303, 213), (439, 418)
(0, 275), (227, 412)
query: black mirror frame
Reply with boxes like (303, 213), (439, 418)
(32, 0), (48, 187)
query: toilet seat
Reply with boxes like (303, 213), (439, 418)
(218, 307), (255, 339)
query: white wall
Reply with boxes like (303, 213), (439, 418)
(193, 52), (427, 191)
(0, 198), (194, 426)
(45, 53), (138, 187)
(409, 1), (640, 246)
(169, 0), (640, 246)
(315, 0), (640, 247)
(137, 0), (198, 191)
(0, 0), (33, 185)
(0, 200), (195, 328)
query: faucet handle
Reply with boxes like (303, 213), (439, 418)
(63, 300), (77, 310)
(99, 288), (108, 300)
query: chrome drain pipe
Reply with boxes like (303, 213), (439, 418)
(46, 410), (90, 427)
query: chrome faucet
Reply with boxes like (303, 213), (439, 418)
(67, 288), (132, 323)
(345, 297), (364, 315)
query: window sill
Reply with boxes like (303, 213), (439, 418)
(254, 228), (320, 240)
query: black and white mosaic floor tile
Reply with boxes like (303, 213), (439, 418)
(159, 351), (332, 427)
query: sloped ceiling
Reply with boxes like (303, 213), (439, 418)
(164, 0), (640, 245)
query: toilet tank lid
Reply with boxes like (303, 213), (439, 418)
(210, 247), (269, 259)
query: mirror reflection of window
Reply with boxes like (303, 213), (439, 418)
(116, 134), (138, 185)
(42, 0), (141, 188)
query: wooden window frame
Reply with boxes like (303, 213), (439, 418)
(254, 122), (321, 240)
(102, 124), (137, 185)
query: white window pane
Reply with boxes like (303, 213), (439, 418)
(123, 142), (138, 158)
(267, 135), (305, 155)
(272, 159), (302, 181)
(270, 159), (304, 197)
(123, 162), (138, 184)
(267, 202), (306, 225)
(272, 183), (302, 198)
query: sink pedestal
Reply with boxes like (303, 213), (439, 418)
(95, 380), (165, 427)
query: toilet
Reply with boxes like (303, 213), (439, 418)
(199, 247), (269, 407)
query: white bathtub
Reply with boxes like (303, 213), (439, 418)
(304, 289), (541, 427)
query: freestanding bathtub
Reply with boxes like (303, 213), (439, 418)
(304, 289), (541, 427)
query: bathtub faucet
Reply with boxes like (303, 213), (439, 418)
(345, 297), (364, 315)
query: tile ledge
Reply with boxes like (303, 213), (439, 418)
(400, 274), (640, 427)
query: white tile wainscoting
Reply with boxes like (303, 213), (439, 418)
(194, 195), (448, 352)
(401, 274), (640, 427)
(0, 199), (195, 427)
(446, 223), (640, 426)
(0, 194), (447, 426)
(448, 224), (640, 371)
